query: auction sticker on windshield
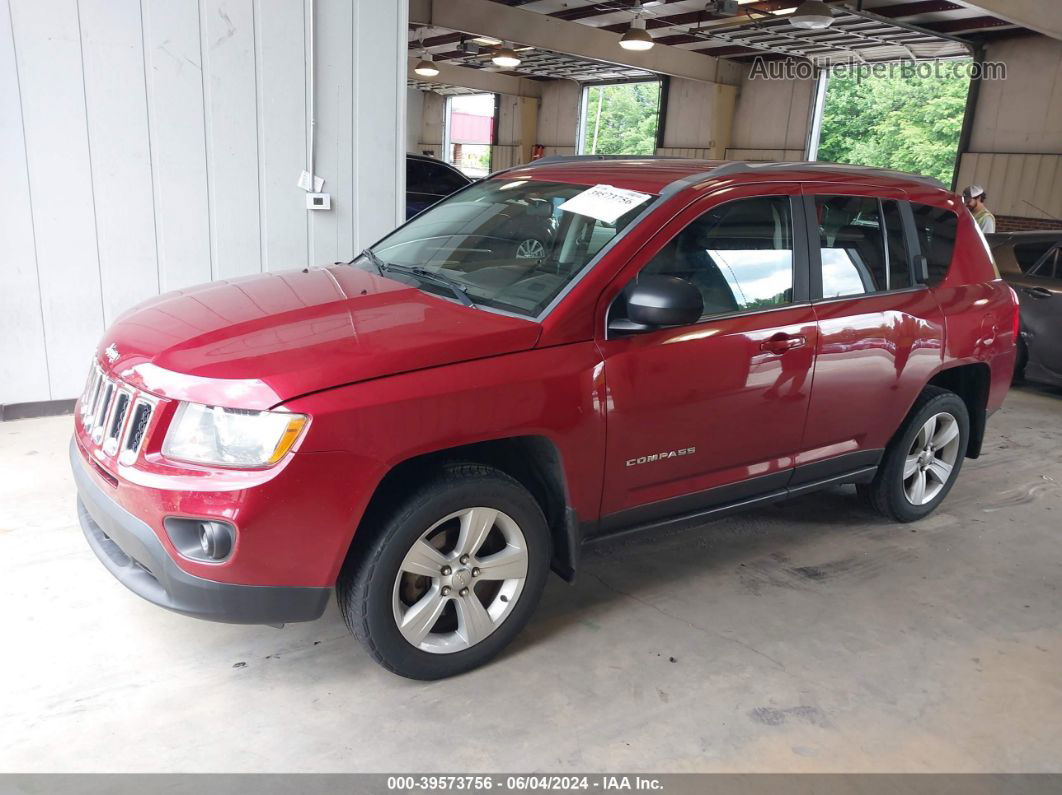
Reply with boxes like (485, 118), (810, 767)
(558, 184), (651, 224)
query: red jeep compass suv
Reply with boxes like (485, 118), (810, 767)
(71, 158), (1017, 679)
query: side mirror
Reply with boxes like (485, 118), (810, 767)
(610, 275), (703, 334)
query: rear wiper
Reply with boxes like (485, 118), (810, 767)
(379, 262), (477, 308)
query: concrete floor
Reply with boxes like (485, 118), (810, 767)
(2, 385), (1060, 773)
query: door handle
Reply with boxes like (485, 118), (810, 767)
(760, 334), (806, 354)
(1023, 286), (1053, 300)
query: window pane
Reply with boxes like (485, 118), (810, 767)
(1034, 248), (1059, 280)
(1015, 242), (1055, 273)
(817, 196), (887, 297)
(579, 81), (661, 156)
(883, 200), (912, 290)
(369, 179), (649, 318)
(642, 196), (794, 318)
(910, 203), (958, 284)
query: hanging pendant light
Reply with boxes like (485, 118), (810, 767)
(620, 2), (654, 51)
(789, 0), (834, 29)
(414, 51), (439, 77)
(492, 42), (521, 68)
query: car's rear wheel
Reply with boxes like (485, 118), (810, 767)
(858, 386), (969, 522)
(337, 463), (550, 679)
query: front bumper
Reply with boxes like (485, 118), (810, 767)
(71, 439), (330, 625)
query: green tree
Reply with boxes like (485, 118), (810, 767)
(817, 62), (971, 185)
(582, 81), (661, 156)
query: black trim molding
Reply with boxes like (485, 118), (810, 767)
(0, 398), (76, 422)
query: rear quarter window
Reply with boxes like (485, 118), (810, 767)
(910, 203), (958, 285)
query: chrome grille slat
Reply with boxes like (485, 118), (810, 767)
(78, 358), (157, 461)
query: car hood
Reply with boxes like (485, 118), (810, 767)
(98, 265), (541, 409)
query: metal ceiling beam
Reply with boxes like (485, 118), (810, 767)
(953, 0), (1062, 41)
(406, 56), (544, 97)
(410, 0), (741, 84)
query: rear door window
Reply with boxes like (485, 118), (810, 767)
(1031, 247), (1060, 280)
(1019, 242), (1062, 275)
(814, 196), (888, 297)
(909, 203), (958, 284)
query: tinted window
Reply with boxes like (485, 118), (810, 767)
(429, 164), (471, 193)
(642, 196), (794, 318)
(1031, 248), (1060, 280)
(910, 203), (958, 284)
(407, 160), (468, 196)
(1015, 242), (1056, 274)
(882, 200), (913, 290)
(816, 196), (887, 297)
(406, 159), (429, 192)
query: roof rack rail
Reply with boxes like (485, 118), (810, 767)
(528, 154), (681, 166)
(706, 161), (948, 191)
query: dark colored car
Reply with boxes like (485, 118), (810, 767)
(405, 153), (472, 219)
(990, 230), (1062, 387)
(72, 158), (1017, 680)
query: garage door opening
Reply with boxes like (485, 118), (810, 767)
(444, 93), (496, 178)
(813, 61), (973, 185)
(578, 80), (662, 156)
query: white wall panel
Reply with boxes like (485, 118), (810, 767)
(142, 0), (213, 291)
(8, 0), (104, 399)
(254, 0), (307, 272)
(353, 0), (405, 250)
(79, 0), (159, 324)
(307, 0), (353, 264)
(202, 0), (261, 278)
(3, 0), (405, 406)
(0, 0), (49, 403)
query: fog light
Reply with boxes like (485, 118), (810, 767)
(198, 521), (232, 560)
(164, 517), (235, 562)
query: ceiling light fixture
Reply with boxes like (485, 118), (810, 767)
(492, 42), (522, 68)
(620, 2), (654, 51)
(413, 29), (439, 77)
(414, 51), (439, 77)
(789, 0), (834, 29)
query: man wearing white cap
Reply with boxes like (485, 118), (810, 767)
(963, 185), (996, 233)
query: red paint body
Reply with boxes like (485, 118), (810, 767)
(72, 160), (1016, 590)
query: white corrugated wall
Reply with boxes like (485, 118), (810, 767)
(0, 0), (407, 406)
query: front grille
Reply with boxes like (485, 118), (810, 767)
(78, 361), (156, 460)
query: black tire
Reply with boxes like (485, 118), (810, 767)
(336, 463), (551, 680)
(857, 386), (970, 523)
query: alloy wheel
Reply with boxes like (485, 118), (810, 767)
(515, 239), (546, 259)
(903, 411), (961, 505)
(392, 507), (528, 654)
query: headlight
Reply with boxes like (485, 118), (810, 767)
(162, 403), (308, 468)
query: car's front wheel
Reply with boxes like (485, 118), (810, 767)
(337, 463), (551, 679)
(858, 386), (969, 522)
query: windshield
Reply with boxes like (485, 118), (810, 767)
(360, 178), (653, 317)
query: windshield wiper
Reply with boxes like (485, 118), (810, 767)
(358, 247), (386, 275)
(379, 262), (477, 309)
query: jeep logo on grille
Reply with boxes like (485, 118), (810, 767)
(104, 344), (119, 363)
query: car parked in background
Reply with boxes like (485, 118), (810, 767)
(990, 230), (1062, 387)
(405, 153), (472, 219)
(71, 158), (1017, 679)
